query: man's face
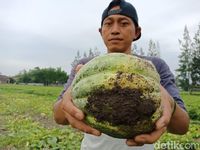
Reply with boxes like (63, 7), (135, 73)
(100, 12), (140, 54)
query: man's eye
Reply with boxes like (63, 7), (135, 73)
(104, 21), (112, 26)
(121, 22), (129, 26)
(104, 22), (111, 26)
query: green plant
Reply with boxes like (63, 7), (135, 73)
(0, 84), (199, 150)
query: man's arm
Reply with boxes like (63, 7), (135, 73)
(168, 104), (190, 134)
(126, 58), (190, 146)
(165, 96), (190, 134)
(157, 58), (190, 134)
(157, 85), (189, 135)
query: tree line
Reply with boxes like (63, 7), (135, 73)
(132, 39), (161, 57)
(15, 67), (68, 86)
(72, 39), (161, 63)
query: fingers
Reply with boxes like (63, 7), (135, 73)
(126, 85), (172, 146)
(62, 88), (84, 120)
(65, 112), (101, 136)
(61, 88), (101, 136)
(63, 100), (84, 120)
(62, 64), (83, 120)
(75, 64), (84, 73)
(60, 64), (100, 136)
(62, 97), (84, 120)
(156, 106), (171, 130)
(156, 85), (173, 130)
(135, 127), (166, 144)
(126, 140), (144, 146)
(63, 63), (83, 120)
(126, 127), (166, 146)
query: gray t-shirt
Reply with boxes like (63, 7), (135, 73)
(58, 55), (186, 150)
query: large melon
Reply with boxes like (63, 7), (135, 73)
(71, 53), (162, 139)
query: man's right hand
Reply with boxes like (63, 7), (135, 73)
(61, 87), (101, 136)
(53, 64), (101, 137)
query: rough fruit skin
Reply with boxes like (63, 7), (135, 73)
(71, 53), (162, 139)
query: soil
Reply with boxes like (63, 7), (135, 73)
(86, 86), (156, 126)
(31, 113), (61, 129)
(0, 116), (8, 136)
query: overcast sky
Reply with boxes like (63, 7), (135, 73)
(0, 0), (199, 76)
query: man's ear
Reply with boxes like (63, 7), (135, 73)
(99, 28), (102, 36)
(135, 26), (141, 39)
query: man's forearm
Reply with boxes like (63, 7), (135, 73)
(167, 104), (190, 134)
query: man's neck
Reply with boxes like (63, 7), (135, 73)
(107, 48), (132, 55)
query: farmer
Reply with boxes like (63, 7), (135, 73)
(53, 0), (190, 149)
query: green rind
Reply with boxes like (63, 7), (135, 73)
(71, 53), (162, 138)
(71, 53), (160, 87)
(72, 72), (161, 107)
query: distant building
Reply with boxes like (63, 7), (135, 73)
(0, 75), (10, 84)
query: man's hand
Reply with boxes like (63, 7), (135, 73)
(126, 85), (174, 146)
(53, 64), (101, 136)
(61, 87), (101, 136)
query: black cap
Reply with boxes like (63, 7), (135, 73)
(101, 0), (141, 41)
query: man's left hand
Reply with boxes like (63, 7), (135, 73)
(126, 85), (174, 146)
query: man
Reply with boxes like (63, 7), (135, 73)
(53, 0), (190, 149)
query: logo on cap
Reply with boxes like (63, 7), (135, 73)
(108, 9), (122, 16)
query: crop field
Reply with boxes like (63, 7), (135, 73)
(0, 84), (199, 150)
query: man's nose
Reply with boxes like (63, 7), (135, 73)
(111, 23), (120, 35)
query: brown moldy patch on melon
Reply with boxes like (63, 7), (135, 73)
(85, 85), (156, 126)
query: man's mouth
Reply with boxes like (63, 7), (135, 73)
(109, 38), (123, 41)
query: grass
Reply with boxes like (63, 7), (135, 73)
(0, 84), (83, 150)
(0, 84), (199, 150)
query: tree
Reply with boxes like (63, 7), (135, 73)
(72, 48), (101, 67)
(17, 70), (31, 84)
(132, 44), (145, 56)
(191, 23), (200, 86)
(156, 41), (161, 57)
(88, 48), (94, 57)
(139, 47), (145, 56)
(93, 47), (101, 57)
(71, 51), (81, 68)
(176, 26), (193, 91)
(132, 44), (138, 54)
(15, 67), (68, 85)
(83, 52), (87, 58)
(88, 47), (100, 57)
(9, 77), (15, 83)
(147, 39), (160, 57)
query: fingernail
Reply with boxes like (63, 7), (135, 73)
(93, 130), (101, 136)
